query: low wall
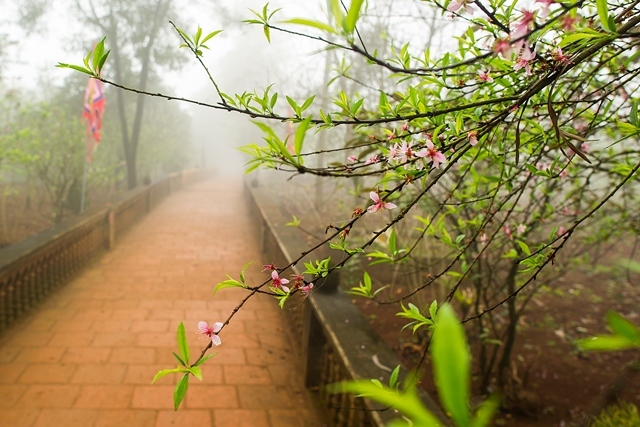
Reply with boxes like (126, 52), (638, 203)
(244, 179), (449, 427)
(0, 169), (210, 332)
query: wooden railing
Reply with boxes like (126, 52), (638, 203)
(0, 169), (210, 332)
(244, 179), (449, 427)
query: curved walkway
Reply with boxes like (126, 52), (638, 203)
(0, 178), (325, 427)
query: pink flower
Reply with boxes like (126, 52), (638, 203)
(347, 155), (358, 162)
(365, 154), (379, 165)
(399, 141), (415, 168)
(493, 38), (512, 58)
(477, 70), (494, 83)
(514, 46), (536, 76)
(262, 263), (277, 272)
(416, 139), (447, 169)
(535, 0), (554, 18)
(552, 47), (570, 65)
(558, 226), (567, 237)
(271, 270), (290, 293)
(299, 282), (314, 297)
(480, 233), (488, 245)
(516, 224), (526, 235)
(198, 321), (223, 346)
(401, 122), (409, 132)
(504, 225), (513, 240)
(561, 14), (580, 32)
(448, 0), (474, 15)
(367, 191), (397, 213)
(468, 130), (478, 146)
(512, 10), (536, 43)
(388, 144), (400, 162)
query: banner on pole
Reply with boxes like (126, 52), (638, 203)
(82, 77), (106, 162)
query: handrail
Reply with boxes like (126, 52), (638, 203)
(0, 169), (210, 332)
(244, 178), (449, 427)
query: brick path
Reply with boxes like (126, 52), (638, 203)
(0, 178), (326, 427)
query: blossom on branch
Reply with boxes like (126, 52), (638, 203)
(493, 38), (512, 58)
(198, 321), (223, 346)
(447, 0), (474, 15)
(416, 138), (447, 169)
(514, 46), (536, 76)
(477, 70), (494, 83)
(468, 130), (478, 146)
(367, 191), (397, 213)
(271, 270), (290, 293)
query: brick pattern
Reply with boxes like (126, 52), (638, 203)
(0, 178), (326, 427)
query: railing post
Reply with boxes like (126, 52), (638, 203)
(108, 209), (116, 250)
(303, 301), (326, 388)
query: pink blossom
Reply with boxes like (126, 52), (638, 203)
(516, 224), (526, 235)
(468, 130), (478, 146)
(416, 139), (447, 169)
(299, 282), (314, 297)
(493, 38), (512, 58)
(365, 155), (379, 165)
(535, 0), (554, 18)
(514, 46), (536, 76)
(561, 14), (580, 32)
(552, 47), (571, 65)
(477, 70), (494, 83)
(401, 122), (409, 132)
(387, 132), (396, 141)
(347, 155), (358, 162)
(262, 263), (277, 272)
(388, 144), (400, 162)
(512, 10), (536, 44)
(504, 225), (513, 240)
(448, 0), (474, 15)
(480, 233), (488, 245)
(367, 191), (397, 213)
(271, 270), (290, 293)
(197, 321), (223, 346)
(558, 226), (567, 237)
(399, 141), (415, 167)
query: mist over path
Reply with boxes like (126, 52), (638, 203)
(0, 177), (325, 427)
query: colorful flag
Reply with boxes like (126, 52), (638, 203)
(82, 77), (106, 162)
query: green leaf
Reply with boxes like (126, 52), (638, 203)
(294, 117), (312, 157)
(470, 394), (500, 427)
(173, 374), (189, 411)
(193, 353), (217, 367)
(345, 0), (365, 34)
(263, 25), (271, 43)
(172, 352), (187, 367)
(56, 63), (95, 77)
(213, 277), (247, 295)
(201, 29), (223, 44)
(152, 368), (184, 384)
(606, 311), (640, 344)
(576, 335), (639, 352)
(284, 18), (335, 33)
(327, 381), (441, 425)
(177, 322), (190, 365)
(389, 365), (400, 388)
(188, 366), (203, 381)
(516, 240), (531, 256)
(596, 0), (613, 32)
(432, 304), (470, 427)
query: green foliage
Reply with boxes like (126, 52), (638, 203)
(153, 322), (217, 411)
(57, 37), (110, 77)
(396, 300), (437, 333)
(213, 262), (252, 295)
(329, 304), (499, 426)
(576, 311), (640, 352)
(589, 402), (640, 427)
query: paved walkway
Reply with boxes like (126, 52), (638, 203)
(0, 178), (326, 427)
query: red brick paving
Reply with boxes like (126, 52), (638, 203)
(0, 178), (326, 427)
